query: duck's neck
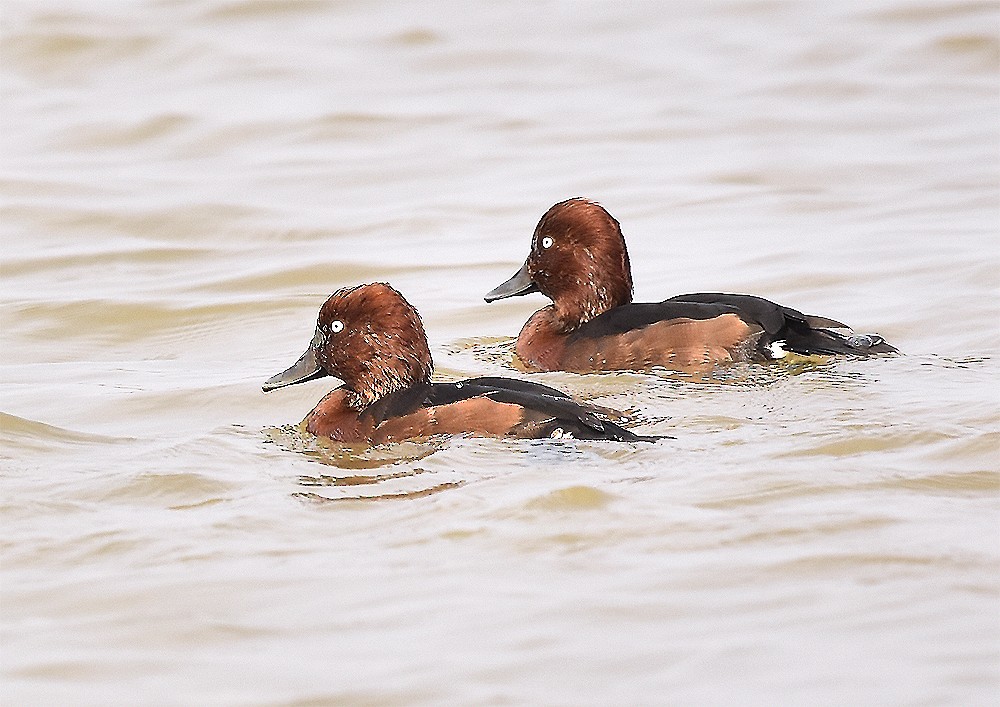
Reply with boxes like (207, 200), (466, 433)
(551, 283), (629, 332)
(343, 359), (432, 411)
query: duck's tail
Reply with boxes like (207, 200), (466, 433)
(598, 421), (667, 443)
(779, 323), (898, 358)
(539, 417), (667, 443)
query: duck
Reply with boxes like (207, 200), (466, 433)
(485, 197), (897, 373)
(263, 282), (657, 443)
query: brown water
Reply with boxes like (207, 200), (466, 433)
(2, 0), (999, 704)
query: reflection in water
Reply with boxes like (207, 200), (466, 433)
(298, 467), (430, 487)
(263, 423), (443, 469)
(295, 465), (467, 501)
(293, 481), (466, 504)
(264, 423), (464, 499)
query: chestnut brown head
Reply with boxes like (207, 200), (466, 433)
(263, 283), (433, 409)
(485, 198), (634, 330)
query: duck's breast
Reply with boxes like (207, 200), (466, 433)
(304, 388), (371, 442)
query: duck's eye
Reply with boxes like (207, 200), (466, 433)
(541, 236), (554, 249)
(329, 320), (344, 334)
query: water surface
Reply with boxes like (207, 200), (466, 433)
(2, 1), (999, 704)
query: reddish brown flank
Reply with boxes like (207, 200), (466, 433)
(485, 198), (896, 372)
(264, 282), (658, 444)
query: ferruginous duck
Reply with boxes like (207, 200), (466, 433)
(264, 282), (657, 443)
(485, 198), (896, 373)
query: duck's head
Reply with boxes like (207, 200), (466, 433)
(485, 198), (634, 330)
(263, 283), (433, 410)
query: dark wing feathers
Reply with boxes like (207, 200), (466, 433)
(666, 292), (798, 335)
(455, 376), (573, 400)
(481, 389), (606, 432)
(576, 292), (894, 357)
(803, 314), (849, 329)
(669, 292), (896, 355)
(576, 300), (744, 339)
(426, 378), (661, 442)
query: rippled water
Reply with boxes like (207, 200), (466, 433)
(2, 0), (999, 704)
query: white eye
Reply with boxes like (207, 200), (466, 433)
(541, 236), (554, 249)
(330, 320), (344, 333)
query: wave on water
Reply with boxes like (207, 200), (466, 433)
(0, 411), (135, 450)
